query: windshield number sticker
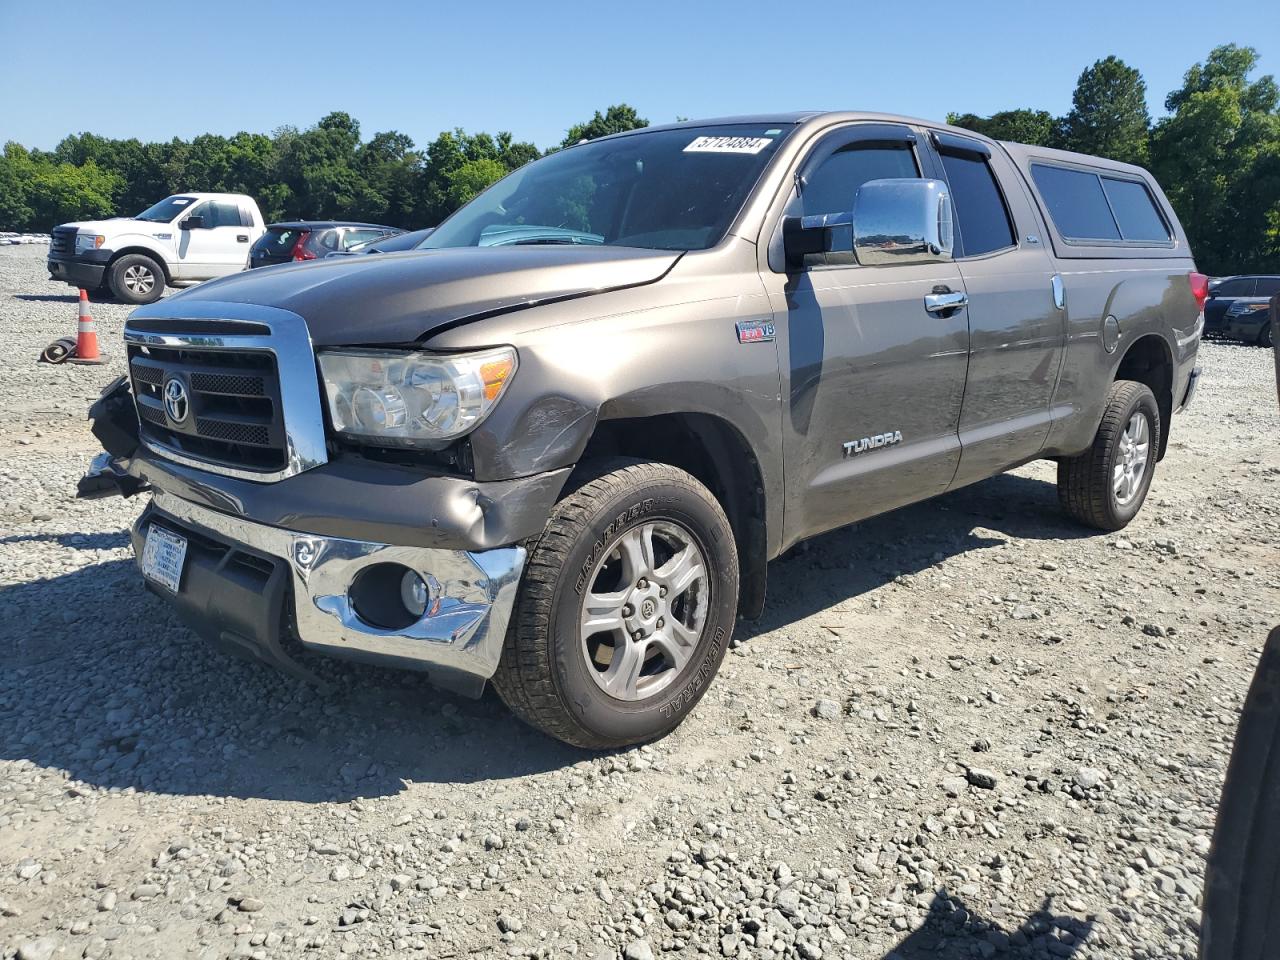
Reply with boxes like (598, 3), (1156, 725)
(684, 136), (773, 155)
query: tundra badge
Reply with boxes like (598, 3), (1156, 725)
(843, 431), (903, 457)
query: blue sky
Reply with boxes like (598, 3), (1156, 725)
(2, 0), (1276, 152)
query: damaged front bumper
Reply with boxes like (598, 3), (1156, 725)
(132, 489), (526, 696)
(81, 374), (565, 695)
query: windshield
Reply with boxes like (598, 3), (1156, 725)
(135, 196), (198, 223)
(420, 124), (794, 253)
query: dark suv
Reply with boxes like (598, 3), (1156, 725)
(1205, 275), (1280, 346)
(248, 222), (402, 268)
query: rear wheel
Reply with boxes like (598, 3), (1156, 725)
(108, 254), (165, 305)
(1259, 321), (1273, 349)
(1057, 380), (1161, 531)
(492, 459), (739, 749)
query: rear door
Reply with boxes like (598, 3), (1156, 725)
(922, 131), (1062, 487)
(758, 122), (972, 543)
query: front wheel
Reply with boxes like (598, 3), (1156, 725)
(1258, 321), (1273, 349)
(492, 459), (739, 749)
(108, 254), (165, 305)
(1057, 380), (1161, 531)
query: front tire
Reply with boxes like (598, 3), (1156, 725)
(1057, 380), (1161, 531)
(493, 459), (739, 749)
(108, 254), (165, 305)
(1258, 322), (1273, 349)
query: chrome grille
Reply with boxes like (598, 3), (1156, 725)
(122, 306), (328, 483)
(127, 343), (287, 472)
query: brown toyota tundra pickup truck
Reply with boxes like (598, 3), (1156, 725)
(82, 112), (1204, 748)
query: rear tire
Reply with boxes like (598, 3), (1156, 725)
(492, 458), (739, 749)
(108, 254), (165, 305)
(1057, 380), (1161, 531)
(1258, 322), (1273, 349)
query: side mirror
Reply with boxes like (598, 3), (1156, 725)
(179, 215), (206, 230)
(782, 178), (954, 270)
(851, 178), (953, 266)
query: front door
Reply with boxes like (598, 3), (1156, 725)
(921, 131), (1063, 486)
(758, 123), (972, 547)
(176, 200), (253, 279)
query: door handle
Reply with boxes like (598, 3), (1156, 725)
(236, 235), (249, 243)
(924, 290), (968, 315)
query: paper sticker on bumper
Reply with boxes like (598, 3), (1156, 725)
(141, 525), (187, 594)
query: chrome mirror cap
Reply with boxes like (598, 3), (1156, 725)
(852, 178), (954, 266)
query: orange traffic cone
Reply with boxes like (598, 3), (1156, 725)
(69, 288), (106, 365)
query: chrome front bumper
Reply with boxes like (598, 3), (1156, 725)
(136, 491), (526, 694)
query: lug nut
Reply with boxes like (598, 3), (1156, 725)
(637, 578), (648, 589)
(659, 586), (668, 598)
(656, 617), (665, 629)
(623, 604), (634, 617)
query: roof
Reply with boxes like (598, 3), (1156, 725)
(264, 221), (400, 230)
(580, 111), (1158, 178)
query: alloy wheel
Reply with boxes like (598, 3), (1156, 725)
(579, 520), (709, 701)
(1112, 411), (1150, 506)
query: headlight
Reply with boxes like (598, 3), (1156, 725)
(318, 347), (517, 446)
(1227, 301), (1269, 316)
(75, 234), (105, 254)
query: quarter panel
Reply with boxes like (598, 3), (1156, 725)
(1043, 262), (1200, 455)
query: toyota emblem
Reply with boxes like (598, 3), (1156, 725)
(163, 377), (189, 424)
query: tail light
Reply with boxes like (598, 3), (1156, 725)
(1189, 272), (1209, 312)
(290, 231), (315, 261)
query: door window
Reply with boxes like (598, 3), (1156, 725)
(342, 228), (386, 249)
(937, 151), (1015, 258)
(1253, 277), (1280, 297)
(795, 143), (919, 266)
(1212, 277), (1257, 297)
(199, 202), (245, 228)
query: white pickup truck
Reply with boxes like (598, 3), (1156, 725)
(47, 193), (266, 304)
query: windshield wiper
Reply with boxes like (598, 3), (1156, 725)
(510, 237), (579, 245)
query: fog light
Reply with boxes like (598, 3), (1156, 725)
(400, 570), (428, 619)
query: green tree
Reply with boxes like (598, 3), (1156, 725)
(1060, 56), (1151, 165)
(946, 109), (1060, 146)
(0, 144), (35, 230)
(415, 128), (537, 224)
(446, 158), (507, 208)
(561, 104), (648, 147)
(1151, 44), (1280, 273)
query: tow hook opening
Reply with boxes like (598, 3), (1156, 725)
(348, 563), (431, 630)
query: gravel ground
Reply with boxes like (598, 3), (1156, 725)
(1, 243), (1277, 960)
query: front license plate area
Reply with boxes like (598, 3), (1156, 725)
(141, 525), (187, 594)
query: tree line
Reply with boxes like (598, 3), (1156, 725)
(2, 46), (1277, 275)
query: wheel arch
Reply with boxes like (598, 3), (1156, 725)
(578, 410), (769, 620)
(107, 246), (171, 284)
(1114, 333), (1174, 460)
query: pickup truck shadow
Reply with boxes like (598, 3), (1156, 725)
(0, 471), (1090, 801)
(750, 469), (1092, 636)
(15, 292), (118, 304)
(883, 892), (1093, 958)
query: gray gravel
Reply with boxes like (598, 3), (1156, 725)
(1, 243), (1277, 959)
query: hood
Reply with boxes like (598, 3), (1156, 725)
(60, 218), (175, 237)
(161, 246), (681, 346)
